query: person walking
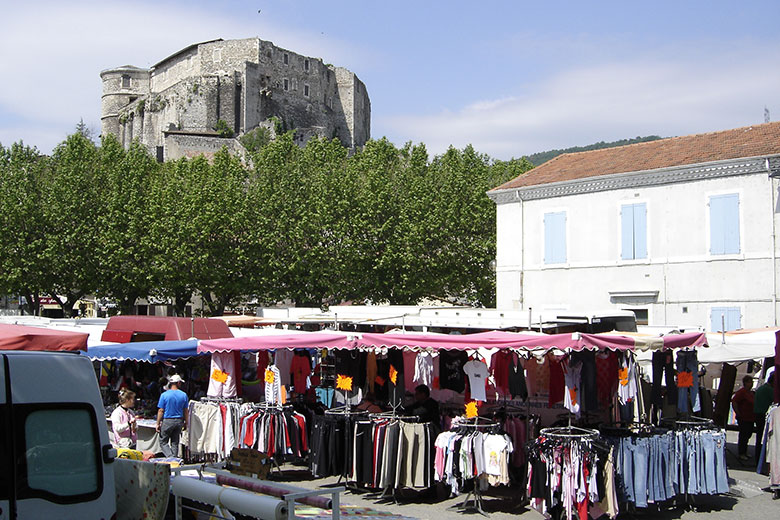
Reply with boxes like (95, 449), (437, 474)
(754, 372), (775, 458)
(156, 374), (188, 458)
(732, 375), (755, 461)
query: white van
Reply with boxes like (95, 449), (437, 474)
(0, 351), (116, 519)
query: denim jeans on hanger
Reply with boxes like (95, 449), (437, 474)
(700, 431), (718, 494)
(686, 431), (699, 494)
(619, 438), (636, 504)
(713, 431), (730, 493)
(659, 432), (675, 500)
(676, 351), (700, 413)
(633, 437), (650, 507)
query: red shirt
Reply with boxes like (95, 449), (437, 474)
(732, 387), (755, 421)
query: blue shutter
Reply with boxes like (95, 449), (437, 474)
(710, 307), (726, 332)
(710, 194), (740, 255)
(726, 308), (741, 331)
(544, 212), (566, 264)
(620, 205), (634, 260)
(711, 307), (741, 331)
(634, 203), (647, 259)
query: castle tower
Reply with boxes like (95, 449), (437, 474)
(100, 66), (150, 144)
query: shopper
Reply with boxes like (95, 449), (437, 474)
(732, 375), (755, 461)
(156, 374), (188, 458)
(404, 384), (439, 423)
(754, 372), (775, 458)
(111, 388), (137, 449)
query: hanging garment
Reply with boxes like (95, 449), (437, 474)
(439, 350), (468, 393)
(548, 356), (565, 407)
(290, 352), (312, 393)
(366, 352), (378, 394)
(572, 351), (598, 413)
(676, 350), (700, 413)
(562, 358), (582, 417)
(207, 351), (238, 398)
(463, 359), (490, 402)
(508, 354), (528, 401)
(265, 366), (282, 405)
(413, 352), (434, 387)
(596, 352), (618, 408)
(490, 350), (513, 397)
(273, 349), (294, 387)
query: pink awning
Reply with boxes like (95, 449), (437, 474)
(357, 331), (581, 351)
(198, 332), (354, 353)
(0, 324), (88, 351)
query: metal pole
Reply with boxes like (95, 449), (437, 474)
(721, 313), (725, 344)
(191, 316), (195, 338)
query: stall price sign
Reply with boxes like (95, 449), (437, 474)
(465, 401), (479, 418)
(336, 374), (353, 392)
(264, 369), (275, 384)
(211, 369), (229, 384)
(389, 365), (398, 385)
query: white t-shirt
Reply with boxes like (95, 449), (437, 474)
(463, 359), (490, 402)
(207, 351), (237, 398)
(483, 434), (510, 476)
(413, 352), (434, 386)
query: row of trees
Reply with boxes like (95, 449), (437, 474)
(0, 130), (532, 316)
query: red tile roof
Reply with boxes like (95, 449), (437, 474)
(492, 122), (780, 191)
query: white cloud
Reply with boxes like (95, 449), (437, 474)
(381, 46), (780, 159)
(0, 0), (363, 152)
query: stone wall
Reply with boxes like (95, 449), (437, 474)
(101, 37), (370, 159)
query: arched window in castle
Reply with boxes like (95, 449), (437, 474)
(121, 75), (131, 88)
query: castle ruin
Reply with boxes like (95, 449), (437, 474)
(100, 38), (371, 160)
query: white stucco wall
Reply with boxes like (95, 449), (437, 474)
(494, 163), (780, 330)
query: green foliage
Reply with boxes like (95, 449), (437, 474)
(268, 116), (283, 135)
(526, 135), (664, 166)
(215, 119), (234, 138)
(240, 127), (271, 154)
(136, 99), (145, 114)
(0, 124), (526, 314)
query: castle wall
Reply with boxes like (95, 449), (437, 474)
(101, 37), (370, 159)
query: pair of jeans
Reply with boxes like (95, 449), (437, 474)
(159, 417), (183, 458)
(651, 350), (677, 407)
(632, 437), (650, 507)
(700, 431), (730, 494)
(659, 432), (675, 500)
(676, 351), (700, 413)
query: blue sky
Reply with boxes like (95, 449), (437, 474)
(1, 0), (779, 159)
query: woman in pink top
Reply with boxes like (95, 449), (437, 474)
(111, 388), (138, 449)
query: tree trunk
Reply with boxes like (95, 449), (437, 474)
(173, 289), (191, 317)
(117, 293), (139, 315)
(202, 291), (230, 317)
(22, 290), (40, 316)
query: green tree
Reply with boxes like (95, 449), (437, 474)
(95, 136), (157, 314)
(40, 133), (104, 315)
(0, 142), (49, 315)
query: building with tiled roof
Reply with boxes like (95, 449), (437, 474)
(488, 122), (780, 331)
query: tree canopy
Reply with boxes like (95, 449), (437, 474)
(0, 131), (531, 315)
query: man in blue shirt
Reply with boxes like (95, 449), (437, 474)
(155, 374), (189, 458)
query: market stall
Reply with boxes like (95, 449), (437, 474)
(0, 322), (88, 351)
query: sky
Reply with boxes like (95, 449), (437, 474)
(1, 0), (779, 160)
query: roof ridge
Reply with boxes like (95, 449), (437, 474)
(492, 121), (780, 192)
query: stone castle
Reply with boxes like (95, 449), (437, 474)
(100, 37), (370, 160)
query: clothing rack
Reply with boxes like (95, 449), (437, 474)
(200, 396), (243, 403)
(447, 417), (503, 516)
(540, 425), (599, 440)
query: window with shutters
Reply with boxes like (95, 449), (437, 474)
(709, 193), (740, 255)
(620, 203), (647, 260)
(543, 211), (567, 265)
(710, 307), (741, 332)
